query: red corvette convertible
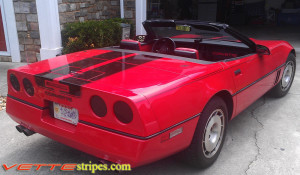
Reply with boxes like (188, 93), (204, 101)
(6, 20), (296, 168)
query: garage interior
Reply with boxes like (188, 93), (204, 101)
(147, 0), (300, 50)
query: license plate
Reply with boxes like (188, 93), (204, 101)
(53, 102), (78, 125)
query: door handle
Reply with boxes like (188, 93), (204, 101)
(234, 69), (241, 75)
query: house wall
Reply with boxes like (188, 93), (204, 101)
(58, 0), (136, 29)
(58, 0), (119, 27)
(58, 0), (136, 28)
(0, 56), (11, 62)
(13, 0), (41, 63)
(124, 0), (136, 23)
(8, 0), (137, 63)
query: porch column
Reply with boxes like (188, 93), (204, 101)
(36, 0), (62, 60)
(135, 0), (147, 35)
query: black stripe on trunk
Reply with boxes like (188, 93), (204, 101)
(59, 54), (161, 87)
(34, 51), (131, 96)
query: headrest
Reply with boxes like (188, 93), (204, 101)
(120, 39), (141, 51)
(174, 48), (199, 60)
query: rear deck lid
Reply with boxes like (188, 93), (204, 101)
(13, 48), (223, 99)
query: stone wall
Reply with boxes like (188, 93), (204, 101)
(124, 0), (135, 23)
(0, 56), (12, 62)
(58, 0), (120, 28)
(58, 0), (136, 28)
(13, 0), (41, 63)
(7, 0), (137, 63)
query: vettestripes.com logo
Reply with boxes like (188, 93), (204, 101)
(2, 162), (132, 173)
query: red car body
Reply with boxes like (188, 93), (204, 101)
(6, 20), (295, 167)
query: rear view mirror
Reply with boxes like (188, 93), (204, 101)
(256, 45), (270, 55)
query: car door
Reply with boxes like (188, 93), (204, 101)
(219, 26), (284, 116)
(222, 52), (279, 116)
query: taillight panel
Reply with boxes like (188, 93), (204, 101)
(78, 89), (147, 136)
(10, 74), (20, 92)
(7, 70), (47, 108)
(113, 101), (133, 124)
(7, 69), (151, 136)
(90, 95), (107, 117)
(23, 78), (34, 96)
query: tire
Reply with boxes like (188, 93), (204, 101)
(269, 53), (296, 98)
(184, 96), (228, 169)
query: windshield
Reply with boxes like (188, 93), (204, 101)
(150, 24), (241, 43)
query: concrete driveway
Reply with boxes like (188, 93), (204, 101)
(0, 54), (299, 175)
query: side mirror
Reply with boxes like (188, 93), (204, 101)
(256, 45), (270, 55)
(135, 35), (146, 42)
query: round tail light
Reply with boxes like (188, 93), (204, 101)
(113, 101), (133, 124)
(10, 74), (20, 91)
(23, 78), (34, 96)
(90, 96), (107, 117)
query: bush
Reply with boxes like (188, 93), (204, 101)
(61, 18), (133, 54)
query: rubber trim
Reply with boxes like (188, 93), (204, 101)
(232, 63), (285, 96)
(7, 94), (46, 110)
(79, 113), (200, 140)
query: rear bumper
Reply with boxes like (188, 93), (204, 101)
(6, 96), (199, 167)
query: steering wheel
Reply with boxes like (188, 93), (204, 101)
(152, 37), (176, 54)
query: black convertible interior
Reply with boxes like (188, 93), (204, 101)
(119, 20), (256, 62)
(120, 37), (253, 62)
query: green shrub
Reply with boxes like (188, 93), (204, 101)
(61, 18), (133, 54)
